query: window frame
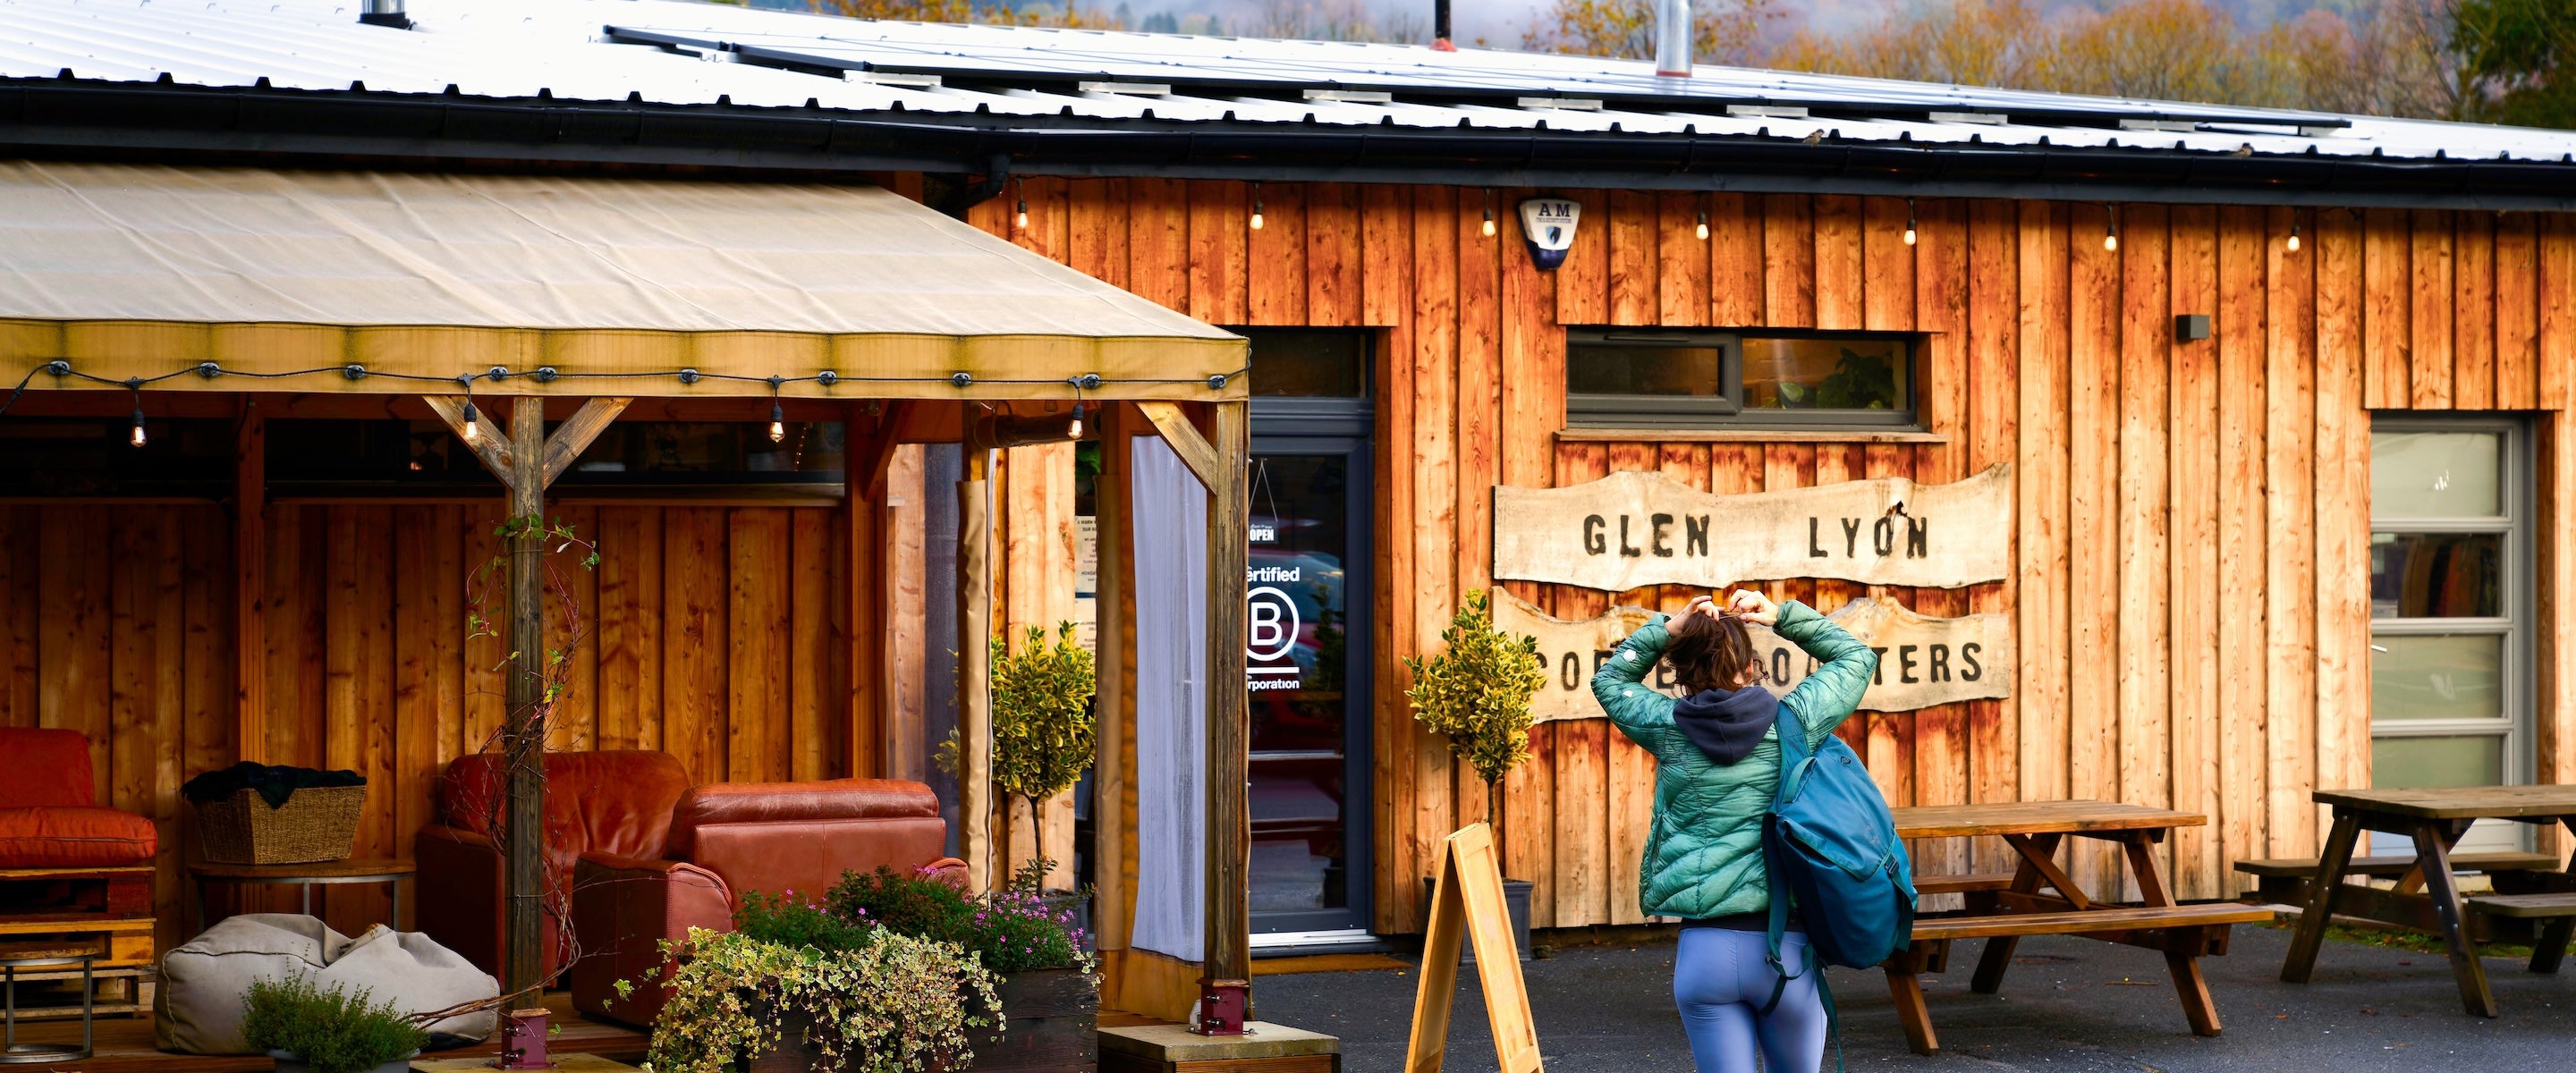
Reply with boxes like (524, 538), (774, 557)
(1564, 328), (1925, 432)
(2365, 415), (2533, 822)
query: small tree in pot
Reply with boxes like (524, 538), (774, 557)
(1403, 588), (1549, 959)
(990, 621), (1097, 894)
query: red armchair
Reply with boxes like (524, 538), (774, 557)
(0, 728), (156, 869)
(569, 778), (958, 1027)
(414, 751), (694, 983)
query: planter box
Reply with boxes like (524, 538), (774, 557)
(746, 967), (1097, 1073)
(969, 968), (1099, 1073)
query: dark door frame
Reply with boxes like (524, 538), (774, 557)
(1248, 395), (1375, 936)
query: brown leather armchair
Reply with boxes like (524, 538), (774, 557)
(569, 778), (960, 1027)
(414, 751), (694, 984)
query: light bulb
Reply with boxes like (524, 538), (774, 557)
(1250, 207), (1265, 231)
(1014, 199), (1028, 230)
(2104, 232), (2119, 252)
(129, 408), (146, 448)
(461, 401), (480, 444)
(1903, 226), (1917, 246)
(2286, 227), (2301, 253)
(1482, 209), (1496, 238)
(1695, 215), (1709, 241)
(1067, 402), (1086, 439)
(768, 401), (786, 444)
(1903, 200), (1917, 246)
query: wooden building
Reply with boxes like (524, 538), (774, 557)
(8, 0), (2576, 1027)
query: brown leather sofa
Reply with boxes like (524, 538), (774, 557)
(415, 750), (695, 983)
(567, 775), (959, 1027)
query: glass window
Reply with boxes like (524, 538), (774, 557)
(267, 418), (844, 498)
(1741, 336), (1911, 412)
(1245, 329), (1369, 398)
(2370, 532), (2503, 618)
(1566, 330), (1918, 430)
(2371, 431), (2502, 518)
(2367, 420), (2526, 850)
(0, 418), (233, 498)
(2369, 634), (2504, 722)
(1566, 341), (1725, 399)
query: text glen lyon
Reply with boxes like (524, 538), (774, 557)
(1492, 464), (2012, 590)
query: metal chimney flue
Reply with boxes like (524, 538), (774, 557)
(1654, 0), (1690, 77)
(1431, 0), (1456, 51)
(359, 0), (411, 30)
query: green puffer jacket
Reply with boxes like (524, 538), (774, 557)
(1590, 600), (1877, 920)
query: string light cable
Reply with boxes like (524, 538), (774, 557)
(0, 360), (1250, 444)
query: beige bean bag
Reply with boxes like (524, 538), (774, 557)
(156, 914), (497, 1055)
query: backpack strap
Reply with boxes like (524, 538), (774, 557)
(1757, 701), (1813, 1018)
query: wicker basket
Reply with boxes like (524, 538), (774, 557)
(194, 786), (366, 865)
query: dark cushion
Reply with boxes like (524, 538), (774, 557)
(0, 728), (97, 808)
(0, 806), (157, 867)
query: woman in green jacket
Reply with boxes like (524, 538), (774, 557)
(1590, 588), (1877, 1073)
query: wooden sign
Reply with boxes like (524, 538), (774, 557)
(1491, 464), (2014, 591)
(1490, 590), (2012, 718)
(1405, 823), (1543, 1073)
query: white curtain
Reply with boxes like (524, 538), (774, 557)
(1130, 435), (1208, 963)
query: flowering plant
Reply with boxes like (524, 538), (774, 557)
(827, 858), (1096, 976)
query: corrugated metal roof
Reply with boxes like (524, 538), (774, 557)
(3, 0), (2573, 169)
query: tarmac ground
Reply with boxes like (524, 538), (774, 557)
(1253, 921), (2576, 1072)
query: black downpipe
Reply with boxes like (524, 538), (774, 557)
(1432, 0), (1454, 48)
(934, 152), (1010, 217)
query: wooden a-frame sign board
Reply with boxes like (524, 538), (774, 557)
(1405, 823), (1543, 1073)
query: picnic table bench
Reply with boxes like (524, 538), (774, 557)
(2280, 786), (2576, 1017)
(1886, 801), (2274, 1055)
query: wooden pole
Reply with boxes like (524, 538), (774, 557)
(960, 447), (995, 892)
(1199, 400), (1252, 1030)
(503, 398), (547, 1004)
(232, 399), (266, 765)
(420, 393), (630, 1004)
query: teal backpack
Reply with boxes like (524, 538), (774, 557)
(1758, 701), (1917, 1022)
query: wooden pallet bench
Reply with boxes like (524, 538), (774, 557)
(2235, 851), (2557, 904)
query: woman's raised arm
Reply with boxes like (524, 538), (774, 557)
(1773, 601), (1877, 748)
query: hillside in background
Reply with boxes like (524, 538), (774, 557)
(750, 0), (2573, 126)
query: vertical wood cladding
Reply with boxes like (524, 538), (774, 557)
(1, 503), (848, 950)
(979, 179), (2576, 934)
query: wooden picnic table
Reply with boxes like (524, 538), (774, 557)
(1885, 801), (2275, 1055)
(2280, 785), (2576, 1018)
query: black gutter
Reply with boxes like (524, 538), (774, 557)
(1, 78), (2570, 211)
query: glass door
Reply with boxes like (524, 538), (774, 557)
(1239, 327), (1375, 945)
(2368, 418), (2530, 854)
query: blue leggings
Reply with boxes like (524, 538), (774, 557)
(1671, 927), (1827, 1073)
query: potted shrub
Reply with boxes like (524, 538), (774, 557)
(1404, 587), (1549, 961)
(989, 621), (1097, 908)
(241, 975), (428, 1073)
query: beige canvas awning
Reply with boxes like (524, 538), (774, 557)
(0, 161), (1244, 400)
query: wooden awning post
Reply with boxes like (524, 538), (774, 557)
(424, 393), (631, 1004)
(959, 447), (995, 893)
(1135, 400), (1253, 1033)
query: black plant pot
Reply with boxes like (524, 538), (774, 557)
(1424, 877), (1534, 964)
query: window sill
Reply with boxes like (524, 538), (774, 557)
(1555, 428), (1948, 444)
